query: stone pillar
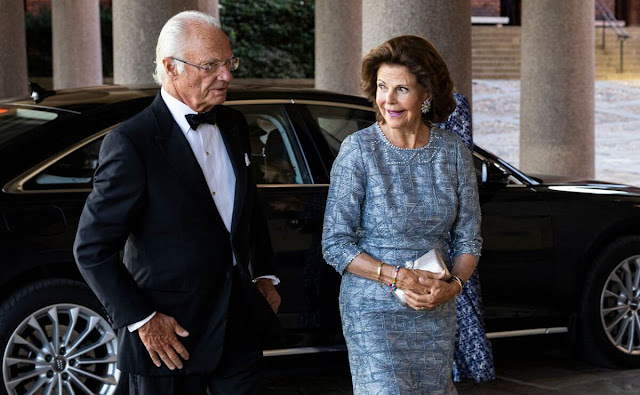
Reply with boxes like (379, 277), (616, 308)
(362, 0), (472, 100)
(52, 0), (103, 89)
(520, 0), (595, 177)
(113, 0), (197, 85)
(0, 1), (29, 99)
(315, 0), (362, 96)
(198, 0), (219, 20)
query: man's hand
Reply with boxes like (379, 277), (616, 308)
(255, 278), (281, 313)
(138, 313), (189, 370)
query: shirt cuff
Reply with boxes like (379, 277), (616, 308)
(253, 275), (280, 285)
(127, 311), (156, 332)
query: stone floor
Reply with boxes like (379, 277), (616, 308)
(472, 79), (640, 187)
(263, 335), (640, 394)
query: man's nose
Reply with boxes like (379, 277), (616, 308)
(217, 65), (233, 82)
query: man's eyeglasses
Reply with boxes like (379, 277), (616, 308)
(171, 56), (240, 73)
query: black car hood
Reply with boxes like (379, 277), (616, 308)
(529, 173), (640, 197)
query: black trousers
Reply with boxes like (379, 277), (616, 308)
(129, 267), (263, 395)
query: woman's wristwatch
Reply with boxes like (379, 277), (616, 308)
(447, 275), (464, 295)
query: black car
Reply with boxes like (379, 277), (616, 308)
(1, 85), (640, 394)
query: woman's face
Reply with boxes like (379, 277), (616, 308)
(375, 63), (429, 132)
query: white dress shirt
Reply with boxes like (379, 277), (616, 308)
(127, 89), (278, 332)
(163, 89), (236, 232)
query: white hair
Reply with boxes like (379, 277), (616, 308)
(153, 11), (221, 85)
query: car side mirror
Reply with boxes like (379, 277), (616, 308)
(481, 161), (488, 183)
(481, 161), (509, 185)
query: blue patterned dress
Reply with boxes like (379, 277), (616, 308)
(322, 123), (482, 394)
(438, 93), (496, 383)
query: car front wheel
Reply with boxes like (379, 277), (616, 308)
(0, 278), (122, 395)
(580, 236), (640, 368)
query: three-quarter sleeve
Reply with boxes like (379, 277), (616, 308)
(451, 138), (483, 258)
(322, 134), (366, 275)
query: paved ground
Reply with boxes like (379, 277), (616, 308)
(262, 335), (640, 394)
(473, 79), (640, 187)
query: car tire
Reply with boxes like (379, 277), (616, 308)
(579, 236), (640, 368)
(0, 278), (126, 395)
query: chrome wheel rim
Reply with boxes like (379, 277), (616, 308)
(3, 304), (120, 395)
(600, 255), (640, 355)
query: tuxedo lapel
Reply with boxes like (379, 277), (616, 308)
(215, 106), (247, 236)
(150, 94), (227, 231)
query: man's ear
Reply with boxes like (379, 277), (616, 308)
(162, 58), (178, 79)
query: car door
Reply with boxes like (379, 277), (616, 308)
(228, 102), (345, 350)
(0, 104), (133, 286)
(473, 151), (556, 331)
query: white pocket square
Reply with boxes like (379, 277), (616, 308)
(244, 153), (251, 166)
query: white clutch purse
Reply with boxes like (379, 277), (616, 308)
(393, 249), (449, 305)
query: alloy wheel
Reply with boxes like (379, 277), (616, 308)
(2, 304), (120, 395)
(600, 254), (640, 355)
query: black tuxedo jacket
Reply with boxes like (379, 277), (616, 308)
(73, 93), (277, 376)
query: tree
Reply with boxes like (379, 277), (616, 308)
(220, 0), (314, 78)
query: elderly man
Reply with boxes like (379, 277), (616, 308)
(74, 11), (280, 394)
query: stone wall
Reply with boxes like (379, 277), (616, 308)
(619, 0), (640, 25)
(595, 0), (616, 19)
(471, 0), (501, 16)
(469, 0), (629, 23)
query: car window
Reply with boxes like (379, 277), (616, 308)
(231, 104), (310, 185)
(20, 105), (310, 191)
(305, 105), (375, 156)
(23, 134), (105, 191)
(0, 107), (59, 147)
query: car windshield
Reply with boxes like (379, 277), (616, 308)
(0, 106), (59, 146)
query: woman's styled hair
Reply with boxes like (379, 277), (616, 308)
(361, 35), (456, 125)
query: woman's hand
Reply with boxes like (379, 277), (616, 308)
(400, 269), (460, 311)
(395, 268), (445, 293)
(342, 256), (463, 311)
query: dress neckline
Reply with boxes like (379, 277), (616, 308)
(374, 122), (433, 151)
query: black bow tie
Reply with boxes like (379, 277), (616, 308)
(185, 109), (217, 130)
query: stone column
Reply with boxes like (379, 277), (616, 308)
(113, 0), (197, 85)
(198, 0), (219, 20)
(520, 0), (595, 177)
(52, 0), (103, 89)
(362, 0), (472, 100)
(0, 1), (28, 99)
(315, 0), (362, 96)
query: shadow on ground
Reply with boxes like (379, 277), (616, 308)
(263, 334), (640, 394)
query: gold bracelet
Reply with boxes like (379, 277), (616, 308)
(375, 262), (385, 283)
(450, 275), (463, 295)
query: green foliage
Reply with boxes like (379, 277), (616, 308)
(220, 0), (315, 78)
(24, 4), (114, 78)
(100, 4), (113, 78)
(25, 8), (52, 77)
(24, 1), (315, 80)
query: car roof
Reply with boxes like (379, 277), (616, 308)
(1, 84), (373, 112)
